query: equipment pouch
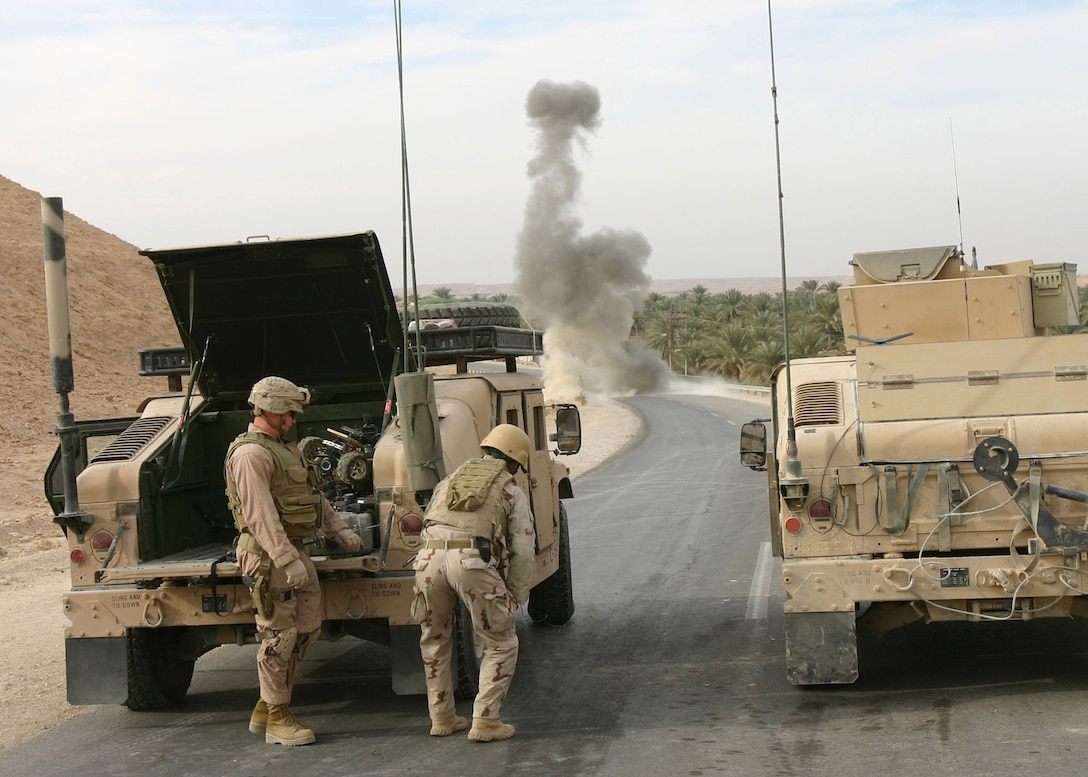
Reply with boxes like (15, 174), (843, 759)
(252, 573), (273, 619)
(475, 537), (492, 564)
(277, 492), (321, 525)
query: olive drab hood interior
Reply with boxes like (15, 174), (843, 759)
(139, 232), (403, 407)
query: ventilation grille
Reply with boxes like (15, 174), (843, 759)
(90, 416), (174, 464)
(793, 382), (843, 426)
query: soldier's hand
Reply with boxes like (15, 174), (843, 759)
(335, 528), (363, 553)
(282, 558), (309, 588)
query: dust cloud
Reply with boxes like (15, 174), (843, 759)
(513, 80), (671, 402)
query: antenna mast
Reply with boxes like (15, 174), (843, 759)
(949, 117), (965, 260)
(767, 0), (808, 512)
(394, 0), (422, 372)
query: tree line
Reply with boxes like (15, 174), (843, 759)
(406, 279), (1088, 386)
(631, 280), (845, 385)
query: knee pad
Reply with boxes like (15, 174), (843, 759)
(260, 626), (299, 667)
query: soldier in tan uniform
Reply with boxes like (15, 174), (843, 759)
(224, 376), (363, 746)
(411, 424), (536, 743)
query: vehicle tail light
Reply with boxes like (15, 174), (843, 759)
(90, 531), (113, 550)
(808, 498), (832, 519)
(784, 515), (803, 534)
(399, 513), (423, 534)
(70, 548), (86, 565)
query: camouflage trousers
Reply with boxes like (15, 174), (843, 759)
(411, 534), (519, 721)
(238, 545), (323, 706)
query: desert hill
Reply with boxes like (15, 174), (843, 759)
(0, 174), (177, 521)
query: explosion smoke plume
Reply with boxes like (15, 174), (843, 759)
(514, 80), (670, 401)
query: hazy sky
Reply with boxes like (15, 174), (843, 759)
(2, 1), (1085, 285)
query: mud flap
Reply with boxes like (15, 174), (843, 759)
(784, 611), (858, 685)
(388, 624), (427, 695)
(65, 636), (128, 704)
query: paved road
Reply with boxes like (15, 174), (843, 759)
(5, 393), (1088, 777)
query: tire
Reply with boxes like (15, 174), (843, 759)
(528, 503), (575, 626)
(453, 601), (481, 699)
(298, 436), (326, 467)
(335, 450), (371, 487)
(125, 627), (197, 710)
(406, 302), (523, 329)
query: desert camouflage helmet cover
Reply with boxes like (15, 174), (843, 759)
(480, 423), (531, 470)
(248, 376), (311, 415)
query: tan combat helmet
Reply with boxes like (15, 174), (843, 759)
(480, 424), (530, 471)
(248, 376), (311, 416)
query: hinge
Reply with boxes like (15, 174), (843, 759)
(1055, 365), (1088, 382)
(968, 370), (999, 386)
(881, 374), (914, 390)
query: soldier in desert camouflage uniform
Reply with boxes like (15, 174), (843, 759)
(411, 424), (536, 742)
(225, 376), (363, 746)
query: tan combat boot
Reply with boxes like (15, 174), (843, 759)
(249, 699), (309, 734)
(264, 703), (316, 746)
(468, 717), (515, 742)
(430, 715), (469, 737)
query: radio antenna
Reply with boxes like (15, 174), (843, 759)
(949, 117), (966, 262)
(394, 0), (423, 372)
(767, 0), (808, 512)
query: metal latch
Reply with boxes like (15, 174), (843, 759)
(1032, 267), (1065, 294)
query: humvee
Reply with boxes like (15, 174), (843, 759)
(740, 245), (1088, 684)
(45, 231), (581, 708)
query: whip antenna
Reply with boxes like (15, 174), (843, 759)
(767, 0), (808, 511)
(394, 0), (423, 372)
(949, 117), (966, 261)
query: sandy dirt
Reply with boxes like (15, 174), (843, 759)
(0, 173), (642, 754)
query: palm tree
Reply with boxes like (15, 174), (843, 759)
(750, 309), (781, 335)
(803, 292), (844, 352)
(783, 328), (825, 359)
(713, 289), (747, 323)
(703, 323), (753, 380)
(636, 307), (677, 360)
(744, 338), (787, 384)
(744, 291), (777, 316)
(634, 293), (673, 340)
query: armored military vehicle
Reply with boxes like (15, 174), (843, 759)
(45, 230), (581, 708)
(740, 245), (1088, 684)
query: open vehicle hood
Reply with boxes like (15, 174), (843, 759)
(139, 232), (402, 407)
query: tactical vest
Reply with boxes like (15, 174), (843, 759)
(426, 458), (511, 540)
(225, 431), (321, 540)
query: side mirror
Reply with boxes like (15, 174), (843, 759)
(739, 421), (767, 471)
(550, 403), (582, 455)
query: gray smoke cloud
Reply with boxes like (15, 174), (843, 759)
(514, 79), (671, 401)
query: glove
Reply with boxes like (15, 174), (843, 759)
(334, 528), (363, 553)
(281, 557), (309, 588)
